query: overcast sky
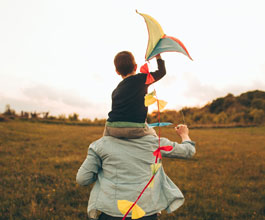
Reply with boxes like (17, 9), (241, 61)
(1, 0), (265, 119)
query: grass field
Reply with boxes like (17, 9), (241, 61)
(0, 121), (264, 220)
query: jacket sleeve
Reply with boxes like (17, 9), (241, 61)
(150, 59), (166, 82)
(76, 147), (102, 186)
(160, 138), (196, 159)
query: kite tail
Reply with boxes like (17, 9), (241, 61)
(122, 92), (162, 219)
(155, 96), (161, 163)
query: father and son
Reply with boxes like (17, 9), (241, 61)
(76, 51), (196, 220)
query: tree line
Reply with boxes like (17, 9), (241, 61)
(0, 104), (106, 125)
(1, 90), (264, 127)
(148, 90), (265, 127)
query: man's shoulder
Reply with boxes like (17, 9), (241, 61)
(91, 135), (160, 146)
(90, 136), (122, 147)
(88, 136), (110, 153)
(91, 136), (112, 145)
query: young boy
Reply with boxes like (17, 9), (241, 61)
(104, 51), (166, 138)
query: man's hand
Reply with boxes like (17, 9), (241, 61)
(175, 124), (191, 142)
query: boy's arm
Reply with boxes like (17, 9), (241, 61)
(76, 147), (102, 186)
(149, 54), (166, 82)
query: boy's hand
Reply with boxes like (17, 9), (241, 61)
(175, 124), (191, 142)
(155, 54), (161, 60)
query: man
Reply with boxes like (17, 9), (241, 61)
(76, 124), (195, 220)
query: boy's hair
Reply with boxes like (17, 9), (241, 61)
(114, 51), (136, 77)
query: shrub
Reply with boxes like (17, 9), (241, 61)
(251, 98), (265, 110)
(249, 109), (265, 124)
(213, 112), (228, 124)
(3, 104), (16, 116)
(68, 113), (79, 121)
(0, 114), (7, 122)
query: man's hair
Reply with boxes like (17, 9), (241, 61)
(114, 51), (136, 76)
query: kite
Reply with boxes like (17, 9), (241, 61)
(136, 10), (193, 61)
(148, 122), (172, 127)
(117, 11), (193, 220)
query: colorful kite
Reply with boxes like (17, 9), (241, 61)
(117, 11), (193, 219)
(136, 10), (193, 61)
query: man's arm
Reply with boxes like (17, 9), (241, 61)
(175, 124), (191, 142)
(150, 54), (166, 82)
(76, 147), (102, 186)
(160, 125), (196, 159)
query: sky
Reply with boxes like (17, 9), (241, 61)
(0, 0), (265, 119)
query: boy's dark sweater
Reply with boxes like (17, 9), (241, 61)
(107, 59), (166, 123)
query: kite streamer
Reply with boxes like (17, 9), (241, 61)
(148, 122), (172, 127)
(117, 11), (193, 219)
(118, 90), (172, 219)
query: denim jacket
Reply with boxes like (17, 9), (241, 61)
(76, 135), (196, 219)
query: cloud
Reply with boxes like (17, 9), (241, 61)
(181, 72), (224, 103)
(181, 72), (265, 107)
(22, 84), (92, 108)
(160, 74), (178, 87)
(0, 94), (108, 119)
(0, 83), (109, 119)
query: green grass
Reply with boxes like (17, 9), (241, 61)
(0, 121), (264, 220)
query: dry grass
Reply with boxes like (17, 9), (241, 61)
(0, 121), (264, 219)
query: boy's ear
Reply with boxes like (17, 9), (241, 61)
(134, 64), (137, 72)
(116, 69), (121, 76)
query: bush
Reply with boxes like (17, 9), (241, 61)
(231, 112), (246, 123)
(213, 112), (228, 124)
(209, 97), (225, 114)
(3, 104), (16, 116)
(0, 114), (7, 122)
(249, 109), (265, 124)
(57, 114), (67, 121)
(68, 113), (79, 121)
(251, 98), (265, 110)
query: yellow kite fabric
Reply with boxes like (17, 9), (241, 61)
(136, 11), (165, 60)
(144, 90), (167, 110)
(117, 200), (146, 219)
(149, 163), (162, 188)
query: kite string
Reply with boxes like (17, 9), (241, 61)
(121, 151), (159, 220)
(180, 109), (186, 125)
(155, 91), (161, 163)
(122, 90), (162, 219)
(121, 174), (156, 220)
